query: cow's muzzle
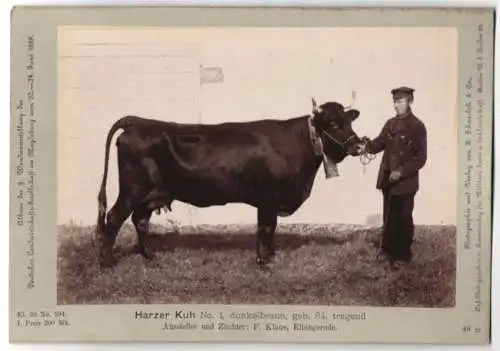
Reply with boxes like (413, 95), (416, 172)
(345, 135), (364, 156)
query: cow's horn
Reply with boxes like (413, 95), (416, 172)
(312, 97), (321, 113)
(344, 91), (356, 111)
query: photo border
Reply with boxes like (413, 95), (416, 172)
(9, 6), (494, 343)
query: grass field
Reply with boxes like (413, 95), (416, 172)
(57, 223), (456, 307)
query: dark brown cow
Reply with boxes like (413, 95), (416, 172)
(96, 99), (364, 268)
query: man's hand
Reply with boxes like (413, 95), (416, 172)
(357, 136), (371, 154)
(389, 170), (402, 182)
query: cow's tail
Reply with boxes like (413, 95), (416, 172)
(96, 116), (136, 236)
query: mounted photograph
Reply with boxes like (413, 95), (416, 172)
(10, 6), (492, 344)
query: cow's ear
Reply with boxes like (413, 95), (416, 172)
(345, 110), (360, 122)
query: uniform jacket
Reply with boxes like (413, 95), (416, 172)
(368, 111), (427, 195)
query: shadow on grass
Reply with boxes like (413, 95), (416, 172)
(142, 229), (358, 254)
(59, 223), (368, 261)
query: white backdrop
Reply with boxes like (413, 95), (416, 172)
(57, 26), (458, 226)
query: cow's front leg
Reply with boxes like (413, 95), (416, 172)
(256, 208), (278, 266)
(131, 206), (155, 260)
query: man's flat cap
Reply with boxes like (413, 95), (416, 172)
(391, 86), (415, 99)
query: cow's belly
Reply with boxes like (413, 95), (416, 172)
(170, 173), (254, 208)
(169, 168), (315, 212)
(162, 152), (316, 212)
(276, 193), (311, 217)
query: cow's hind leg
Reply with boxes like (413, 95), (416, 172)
(131, 206), (154, 260)
(99, 195), (133, 268)
(256, 208), (278, 267)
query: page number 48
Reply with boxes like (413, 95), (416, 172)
(462, 325), (482, 333)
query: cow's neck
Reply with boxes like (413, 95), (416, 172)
(307, 115), (346, 175)
(276, 117), (328, 217)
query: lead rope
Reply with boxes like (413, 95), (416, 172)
(359, 148), (376, 173)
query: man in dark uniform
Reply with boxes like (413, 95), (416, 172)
(360, 87), (427, 269)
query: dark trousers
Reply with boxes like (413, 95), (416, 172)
(381, 190), (416, 262)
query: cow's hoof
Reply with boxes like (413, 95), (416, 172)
(133, 244), (155, 260)
(132, 244), (155, 260)
(141, 251), (155, 260)
(98, 247), (117, 268)
(256, 255), (273, 268)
